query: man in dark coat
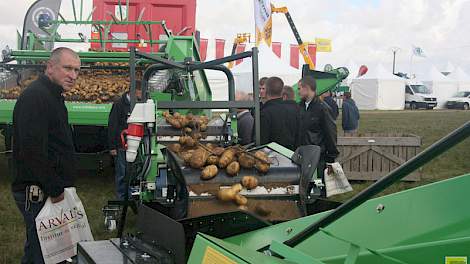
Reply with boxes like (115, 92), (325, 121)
(12, 47), (80, 263)
(108, 82), (142, 200)
(321, 91), (339, 120)
(342, 91), (360, 134)
(259, 77), (300, 151)
(298, 76), (339, 181)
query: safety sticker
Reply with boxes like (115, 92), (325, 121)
(202, 246), (236, 264)
(446, 256), (467, 264)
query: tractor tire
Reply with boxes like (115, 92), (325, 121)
(464, 103), (469, 110)
(410, 102), (417, 110)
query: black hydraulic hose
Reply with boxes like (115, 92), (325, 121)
(283, 121), (470, 247)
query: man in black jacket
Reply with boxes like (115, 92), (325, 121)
(298, 76), (339, 181)
(12, 47), (80, 263)
(259, 77), (300, 150)
(108, 82), (141, 200)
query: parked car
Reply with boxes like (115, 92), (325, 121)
(405, 82), (437, 110)
(446, 91), (470, 110)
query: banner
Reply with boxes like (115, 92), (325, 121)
(215, 39), (225, 59)
(272, 42), (282, 58)
(235, 43), (246, 65)
(199, 38), (208, 61)
(254, 0), (272, 47)
(290, 44), (299, 69)
(315, 38), (332, 52)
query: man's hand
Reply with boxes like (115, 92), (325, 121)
(51, 192), (64, 203)
(110, 149), (117, 156)
(326, 164), (334, 175)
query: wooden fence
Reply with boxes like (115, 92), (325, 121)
(337, 133), (422, 181)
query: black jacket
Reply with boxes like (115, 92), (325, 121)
(108, 93), (130, 150)
(342, 98), (360, 131)
(323, 96), (339, 120)
(299, 97), (339, 163)
(12, 74), (75, 197)
(259, 98), (300, 151)
(237, 110), (254, 145)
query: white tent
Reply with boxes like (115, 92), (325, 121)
(422, 66), (459, 108)
(448, 67), (470, 92)
(350, 64), (405, 110)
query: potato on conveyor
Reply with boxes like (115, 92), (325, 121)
(206, 155), (219, 165)
(201, 165), (218, 180)
(241, 176), (258, 190)
(226, 161), (240, 176)
(190, 148), (209, 169)
(234, 194), (248, 206)
(179, 150), (194, 164)
(167, 143), (182, 153)
(218, 149), (236, 168)
(255, 162), (270, 174)
(179, 136), (196, 147)
(166, 117), (182, 129)
(217, 184), (243, 202)
(184, 127), (192, 134)
(254, 150), (269, 163)
(212, 147), (225, 156)
(238, 153), (255, 169)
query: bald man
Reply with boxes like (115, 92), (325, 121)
(12, 47), (80, 263)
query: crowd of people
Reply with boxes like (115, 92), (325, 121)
(235, 75), (359, 181)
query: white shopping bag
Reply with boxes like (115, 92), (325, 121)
(324, 162), (353, 197)
(35, 187), (94, 264)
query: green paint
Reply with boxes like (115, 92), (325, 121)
(212, 173), (470, 264)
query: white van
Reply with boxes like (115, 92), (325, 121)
(405, 81), (437, 110)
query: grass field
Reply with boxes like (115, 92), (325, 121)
(0, 110), (469, 263)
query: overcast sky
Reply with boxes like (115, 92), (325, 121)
(1, 0), (469, 75)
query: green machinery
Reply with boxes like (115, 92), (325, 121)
(78, 121), (470, 264)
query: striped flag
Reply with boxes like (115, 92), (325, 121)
(254, 0), (272, 47)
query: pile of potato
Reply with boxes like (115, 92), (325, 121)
(0, 62), (140, 104)
(164, 111), (272, 206)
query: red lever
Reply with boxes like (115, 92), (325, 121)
(120, 129), (128, 149)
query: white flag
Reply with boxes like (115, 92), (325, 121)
(254, 0), (272, 47)
(412, 45), (426, 57)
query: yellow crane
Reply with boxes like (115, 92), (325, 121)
(271, 6), (316, 70)
(227, 33), (251, 69)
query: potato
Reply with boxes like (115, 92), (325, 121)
(234, 194), (248, 206)
(167, 143), (182, 153)
(201, 165), (218, 180)
(184, 127), (192, 135)
(179, 151), (193, 164)
(226, 161), (240, 176)
(190, 148), (209, 169)
(179, 136), (196, 147)
(162, 111), (170, 118)
(238, 153), (255, 169)
(238, 205), (248, 211)
(206, 155), (219, 165)
(212, 147), (225, 156)
(192, 132), (202, 141)
(231, 183), (243, 193)
(205, 143), (216, 150)
(217, 188), (237, 202)
(255, 162), (270, 174)
(173, 112), (181, 119)
(218, 149), (236, 168)
(241, 176), (258, 190)
(166, 117), (182, 129)
(217, 183), (243, 202)
(254, 150), (269, 163)
(200, 124), (208, 132)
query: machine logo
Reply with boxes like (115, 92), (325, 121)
(32, 7), (56, 31)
